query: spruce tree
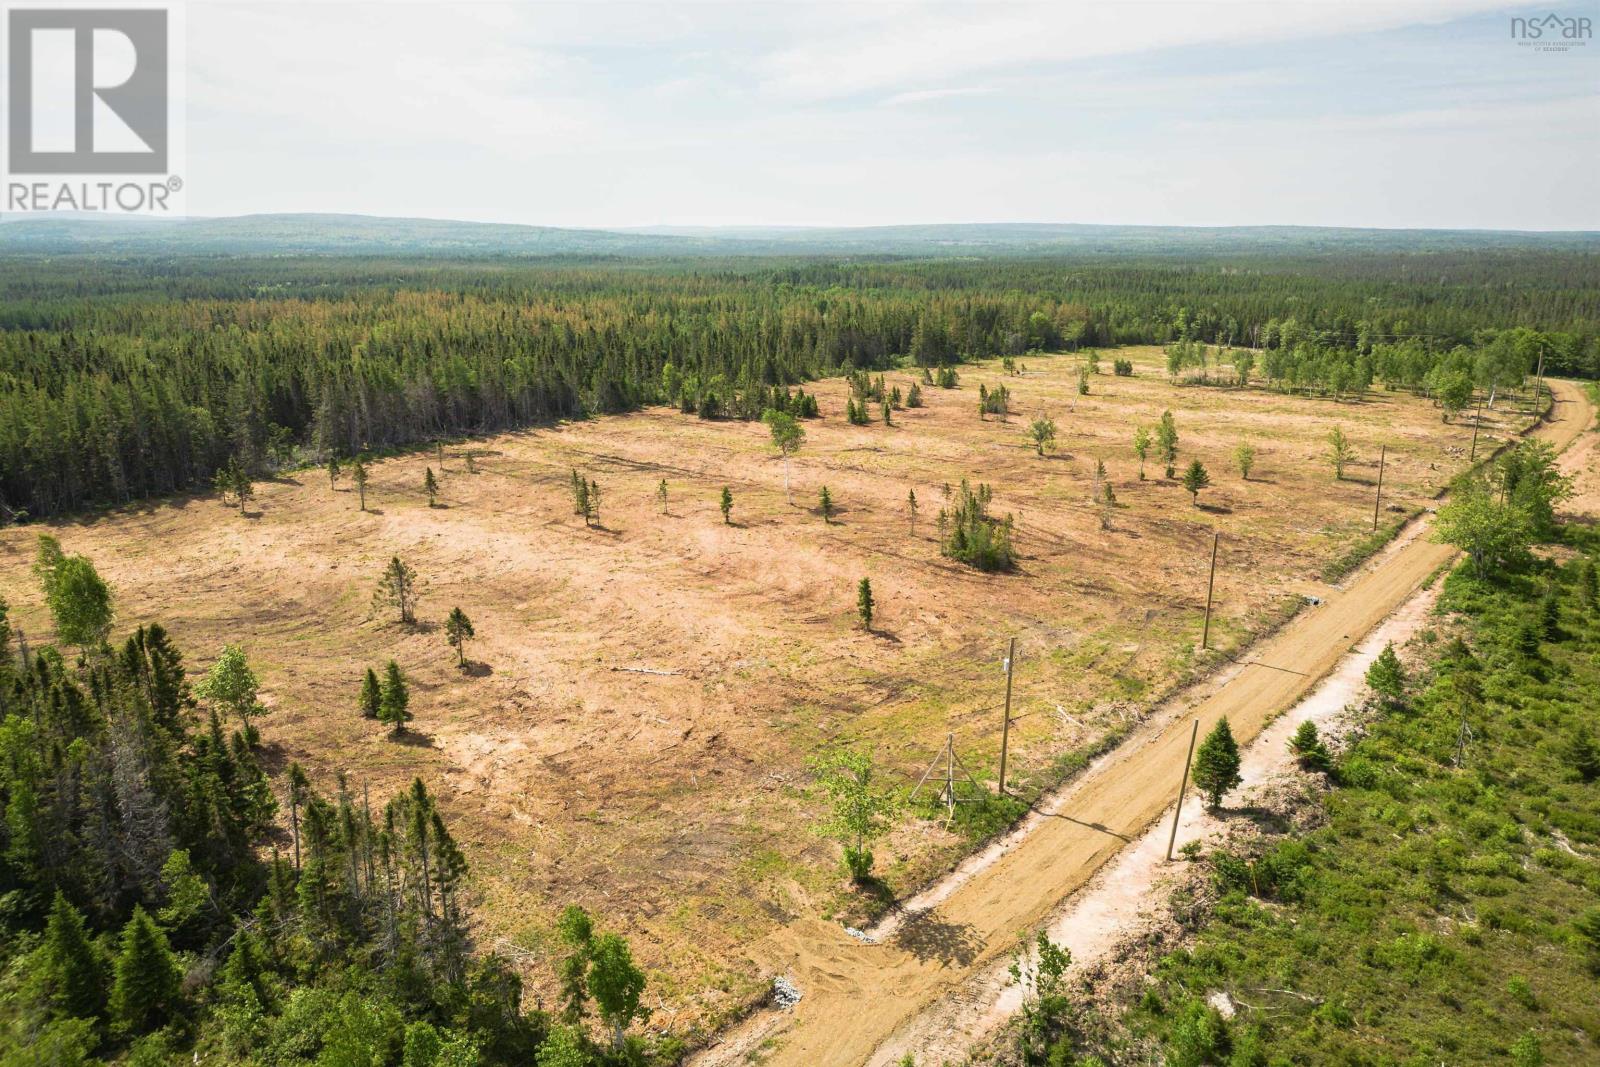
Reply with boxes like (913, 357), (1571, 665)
(720, 486), (733, 525)
(40, 892), (105, 1020)
(380, 660), (412, 735)
(657, 479), (669, 515)
(359, 667), (382, 719)
(1192, 717), (1243, 810)
(424, 467), (439, 507)
(1579, 558), (1598, 612)
(907, 488), (919, 532)
(819, 486), (834, 523)
(587, 480), (600, 526)
(108, 906), (181, 1036)
(857, 578), (874, 631)
(327, 455), (341, 490)
(445, 607), (474, 669)
(1182, 459), (1211, 505)
(1287, 721), (1332, 772)
(1366, 642), (1406, 704)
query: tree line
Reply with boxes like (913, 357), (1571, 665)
(1, 252), (1595, 521)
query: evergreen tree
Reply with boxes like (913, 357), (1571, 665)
(1541, 587), (1562, 641)
(1561, 728), (1600, 783)
(1192, 717), (1243, 810)
(108, 906), (182, 1036)
(907, 487), (919, 532)
(1027, 415), (1056, 456)
(352, 456), (370, 511)
(720, 486), (733, 525)
(1233, 441), (1256, 480)
(819, 485), (834, 523)
(1578, 558), (1599, 612)
(359, 667), (382, 719)
(424, 467), (440, 507)
(327, 455), (341, 490)
(374, 556), (418, 625)
(857, 578), (874, 630)
(1287, 721), (1332, 772)
(1328, 427), (1355, 480)
(586, 480), (600, 526)
(380, 660), (412, 735)
(39, 892), (106, 1020)
(656, 478), (668, 515)
(1366, 642), (1407, 704)
(445, 607), (475, 670)
(570, 469), (588, 517)
(1182, 459), (1211, 505)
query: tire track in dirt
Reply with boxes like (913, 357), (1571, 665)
(690, 379), (1594, 1067)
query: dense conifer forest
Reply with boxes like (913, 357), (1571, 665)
(0, 249), (1596, 521)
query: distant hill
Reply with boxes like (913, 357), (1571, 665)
(1, 213), (1596, 258)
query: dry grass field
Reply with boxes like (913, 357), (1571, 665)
(0, 347), (1535, 1033)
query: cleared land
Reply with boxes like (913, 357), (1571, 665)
(0, 347), (1540, 1034)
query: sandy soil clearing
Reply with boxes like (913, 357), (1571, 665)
(688, 379), (1593, 1066)
(0, 352), (1550, 1032)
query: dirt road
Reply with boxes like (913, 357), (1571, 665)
(694, 379), (1594, 1067)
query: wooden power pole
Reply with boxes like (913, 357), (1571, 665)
(998, 637), (1016, 796)
(1372, 445), (1386, 532)
(1166, 720), (1200, 861)
(1469, 395), (1484, 461)
(1201, 533), (1219, 649)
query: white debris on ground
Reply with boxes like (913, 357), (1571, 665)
(1207, 991), (1237, 1020)
(772, 976), (803, 1008)
(844, 926), (878, 945)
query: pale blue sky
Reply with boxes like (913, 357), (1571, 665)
(182, 1), (1599, 229)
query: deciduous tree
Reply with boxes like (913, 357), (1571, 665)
(810, 747), (897, 883)
(762, 409), (805, 503)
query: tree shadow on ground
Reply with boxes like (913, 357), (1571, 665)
(387, 729), (436, 749)
(891, 909), (982, 967)
(1198, 502), (1233, 515)
(462, 661), (494, 678)
(1228, 804), (1293, 835)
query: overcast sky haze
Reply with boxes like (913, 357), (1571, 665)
(177, 0), (1599, 230)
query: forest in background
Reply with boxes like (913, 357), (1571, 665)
(0, 248), (1596, 521)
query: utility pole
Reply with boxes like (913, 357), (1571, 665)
(1165, 720), (1200, 861)
(1469, 395), (1484, 461)
(998, 636), (1016, 796)
(1372, 445), (1386, 532)
(1532, 345), (1547, 414)
(1201, 533), (1219, 650)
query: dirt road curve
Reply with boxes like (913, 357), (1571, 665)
(693, 379), (1595, 1067)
